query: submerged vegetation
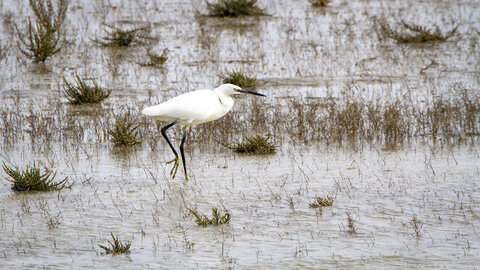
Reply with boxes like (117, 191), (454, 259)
(219, 70), (257, 90)
(2, 162), (71, 192)
(98, 233), (131, 255)
(379, 20), (457, 43)
(224, 134), (276, 154)
(95, 24), (151, 47)
(138, 48), (169, 68)
(108, 114), (142, 146)
(206, 0), (265, 17)
(63, 74), (111, 104)
(188, 207), (231, 226)
(15, 0), (68, 62)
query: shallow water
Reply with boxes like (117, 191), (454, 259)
(0, 0), (480, 268)
(0, 143), (479, 268)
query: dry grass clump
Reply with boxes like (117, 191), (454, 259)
(329, 100), (364, 142)
(15, 0), (68, 62)
(426, 98), (456, 137)
(457, 88), (480, 136)
(2, 162), (71, 192)
(206, 0), (265, 17)
(138, 48), (168, 68)
(95, 24), (151, 47)
(63, 74), (111, 104)
(379, 20), (457, 43)
(309, 0), (330, 7)
(224, 134), (276, 154)
(219, 70), (257, 90)
(98, 233), (131, 255)
(309, 196), (334, 208)
(288, 84), (479, 147)
(188, 207), (231, 226)
(108, 114), (142, 146)
(382, 102), (409, 146)
(416, 85), (480, 140)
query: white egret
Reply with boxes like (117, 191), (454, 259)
(142, 83), (266, 180)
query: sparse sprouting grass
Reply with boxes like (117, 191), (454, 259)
(98, 233), (131, 255)
(2, 162), (71, 192)
(15, 0), (68, 62)
(411, 214), (423, 238)
(188, 207), (231, 226)
(206, 0), (265, 17)
(138, 48), (168, 68)
(95, 24), (151, 47)
(63, 74), (111, 104)
(0, 84), (478, 152)
(219, 70), (257, 90)
(458, 86), (480, 136)
(309, 0), (330, 7)
(46, 214), (61, 229)
(309, 196), (334, 208)
(224, 134), (276, 154)
(379, 20), (457, 43)
(346, 211), (356, 235)
(108, 114), (142, 146)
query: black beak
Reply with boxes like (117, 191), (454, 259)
(237, 89), (266, 97)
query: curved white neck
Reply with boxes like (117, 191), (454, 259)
(216, 91), (235, 117)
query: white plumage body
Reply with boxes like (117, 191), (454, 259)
(142, 87), (235, 127)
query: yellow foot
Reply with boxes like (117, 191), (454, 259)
(167, 157), (179, 179)
(185, 173), (190, 181)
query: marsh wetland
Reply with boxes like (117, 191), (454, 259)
(0, 0), (479, 268)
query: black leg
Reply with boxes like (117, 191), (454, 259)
(161, 121), (178, 158)
(179, 128), (189, 177)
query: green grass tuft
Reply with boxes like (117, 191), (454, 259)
(2, 162), (71, 192)
(219, 70), (257, 90)
(15, 0), (68, 62)
(108, 114), (142, 146)
(379, 20), (457, 43)
(98, 233), (131, 255)
(188, 207), (231, 226)
(63, 74), (111, 104)
(95, 24), (151, 47)
(138, 48), (168, 68)
(206, 0), (265, 17)
(224, 134), (276, 154)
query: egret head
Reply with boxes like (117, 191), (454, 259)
(215, 83), (266, 97)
